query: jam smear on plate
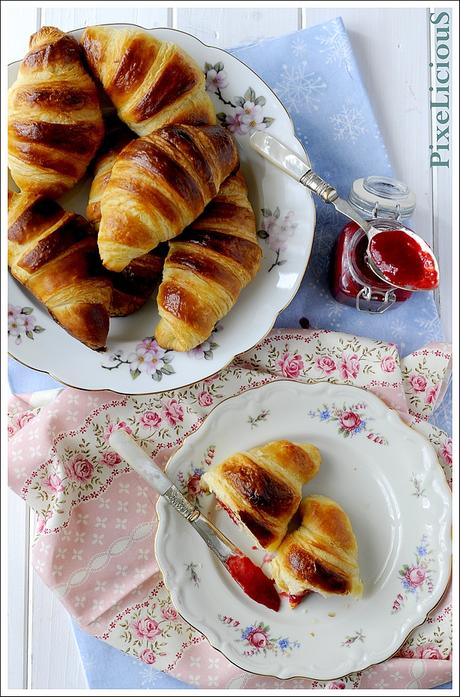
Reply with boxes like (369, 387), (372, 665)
(225, 554), (280, 612)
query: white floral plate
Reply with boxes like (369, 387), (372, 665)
(7, 24), (315, 394)
(156, 380), (451, 680)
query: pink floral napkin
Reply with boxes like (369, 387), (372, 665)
(8, 329), (452, 689)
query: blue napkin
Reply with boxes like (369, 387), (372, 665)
(8, 18), (451, 689)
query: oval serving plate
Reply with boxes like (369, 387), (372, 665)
(156, 380), (451, 680)
(7, 24), (315, 394)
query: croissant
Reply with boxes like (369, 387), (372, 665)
(86, 112), (134, 230)
(202, 440), (321, 551)
(8, 191), (111, 349)
(105, 250), (165, 317)
(81, 26), (216, 137)
(98, 124), (239, 272)
(8, 26), (104, 198)
(155, 171), (261, 351)
(271, 495), (363, 607)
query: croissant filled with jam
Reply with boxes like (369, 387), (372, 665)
(271, 495), (363, 607)
(201, 440), (321, 552)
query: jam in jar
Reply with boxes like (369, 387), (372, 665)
(330, 176), (416, 313)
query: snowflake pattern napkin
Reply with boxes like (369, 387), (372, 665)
(228, 19), (445, 368)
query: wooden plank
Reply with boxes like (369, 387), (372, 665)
(7, 494), (30, 689)
(429, 11), (452, 341)
(432, 160), (453, 344)
(175, 7), (300, 47)
(41, 6), (169, 31)
(4, 4), (40, 62)
(30, 571), (86, 688)
(303, 8), (433, 249)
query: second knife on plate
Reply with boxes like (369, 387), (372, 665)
(109, 430), (280, 612)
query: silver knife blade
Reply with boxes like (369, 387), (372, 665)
(162, 484), (239, 564)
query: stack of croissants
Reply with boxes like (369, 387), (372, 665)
(8, 25), (262, 351)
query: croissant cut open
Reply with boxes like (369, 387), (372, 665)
(201, 440), (321, 552)
(8, 26), (104, 198)
(81, 25), (216, 137)
(8, 191), (111, 350)
(271, 494), (364, 607)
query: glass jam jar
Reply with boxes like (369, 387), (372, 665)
(331, 176), (416, 313)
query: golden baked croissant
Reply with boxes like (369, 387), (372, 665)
(155, 171), (261, 351)
(8, 191), (111, 349)
(202, 440), (321, 551)
(86, 112), (134, 230)
(80, 26), (216, 137)
(8, 26), (104, 198)
(98, 124), (239, 272)
(105, 250), (165, 317)
(271, 495), (363, 607)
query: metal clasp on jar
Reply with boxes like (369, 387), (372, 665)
(356, 286), (397, 313)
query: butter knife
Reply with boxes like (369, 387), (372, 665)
(249, 131), (439, 292)
(109, 430), (280, 612)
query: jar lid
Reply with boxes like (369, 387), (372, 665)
(349, 176), (416, 220)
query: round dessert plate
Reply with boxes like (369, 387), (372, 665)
(156, 380), (451, 680)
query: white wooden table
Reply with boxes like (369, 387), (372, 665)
(7, 4), (452, 689)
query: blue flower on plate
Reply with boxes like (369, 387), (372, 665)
(241, 625), (254, 640)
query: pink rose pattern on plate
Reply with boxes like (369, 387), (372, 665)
(218, 615), (300, 657)
(392, 535), (435, 614)
(205, 62), (274, 136)
(308, 401), (388, 444)
(177, 445), (216, 501)
(257, 207), (298, 272)
(8, 304), (45, 344)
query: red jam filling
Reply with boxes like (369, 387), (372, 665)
(369, 230), (439, 290)
(289, 590), (311, 607)
(280, 589), (312, 607)
(225, 554), (280, 612)
(216, 499), (240, 526)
